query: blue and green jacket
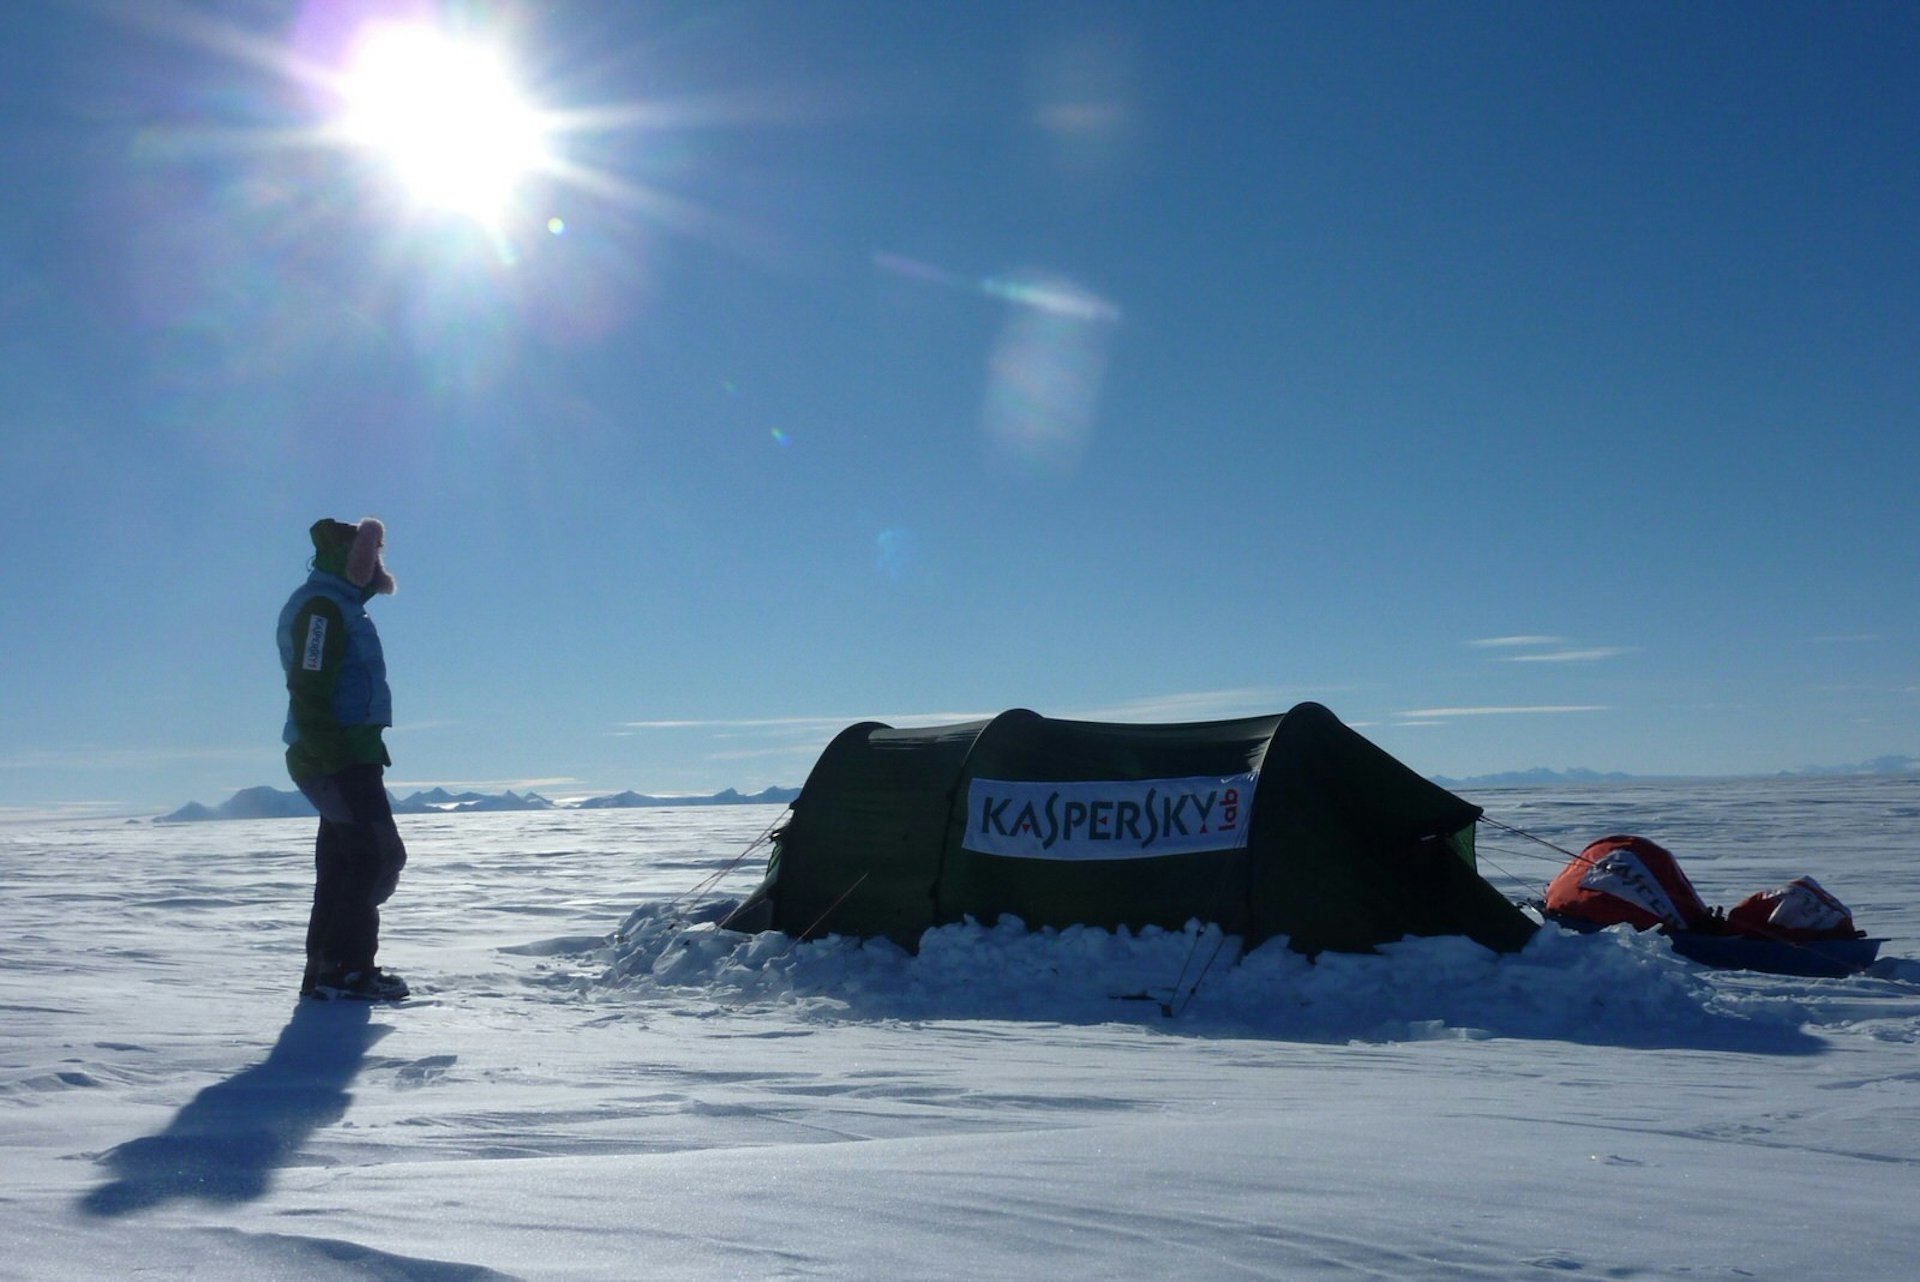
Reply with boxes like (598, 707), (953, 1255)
(277, 563), (391, 783)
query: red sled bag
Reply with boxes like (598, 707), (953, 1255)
(1545, 835), (1713, 933)
(1726, 876), (1862, 942)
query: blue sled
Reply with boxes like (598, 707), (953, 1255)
(1545, 911), (1883, 978)
(1664, 931), (1883, 979)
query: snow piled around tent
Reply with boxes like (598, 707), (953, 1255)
(603, 900), (1838, 1048)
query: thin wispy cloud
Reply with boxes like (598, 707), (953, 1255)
(0, 745), (262, 772)
(618, 688), (1342, 741)
(388, 777), (582, 793)
(1469, 636), (1569, 649)
(1469, 636), (1635, 663)
(619, 716), (828, 730)
(618, 711), (994, 734)
(0, 801), (143, 824)
(702, 744), (829, 764)
(1401, 705), (1608, 718)
(1074, 687), (1337, 723)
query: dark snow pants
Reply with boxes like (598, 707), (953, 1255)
(296, 763), (407, 977)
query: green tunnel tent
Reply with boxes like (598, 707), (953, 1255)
(728, 702), (1537, 957)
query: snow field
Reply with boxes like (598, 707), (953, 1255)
(2, 774), (1918, 1278)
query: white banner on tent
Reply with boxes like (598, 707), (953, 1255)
(962, 773), (1257, 861)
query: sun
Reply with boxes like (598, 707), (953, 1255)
(333, 22), (551, 229)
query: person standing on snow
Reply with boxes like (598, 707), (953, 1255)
(277, 517), (410, 1001)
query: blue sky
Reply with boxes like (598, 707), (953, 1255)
(2, 0), (1915, 816)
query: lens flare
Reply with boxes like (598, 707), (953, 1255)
(980, 272), (1118, 476)
(874, 254), (1120, 475)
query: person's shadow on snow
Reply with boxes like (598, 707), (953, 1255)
(80, 1000), (389, 1216)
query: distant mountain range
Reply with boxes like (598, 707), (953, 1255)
(1780, 754), (1920, 778)
(156, 754), (1916, 822)
(1434, 756), (1918, 789)
(1429, 767), (1638, 788)
(154, 784), (800, 824)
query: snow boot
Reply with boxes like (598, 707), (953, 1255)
(308, 967), (410, 1001)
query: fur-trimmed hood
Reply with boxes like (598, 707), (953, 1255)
(309, 517), (396, 596)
